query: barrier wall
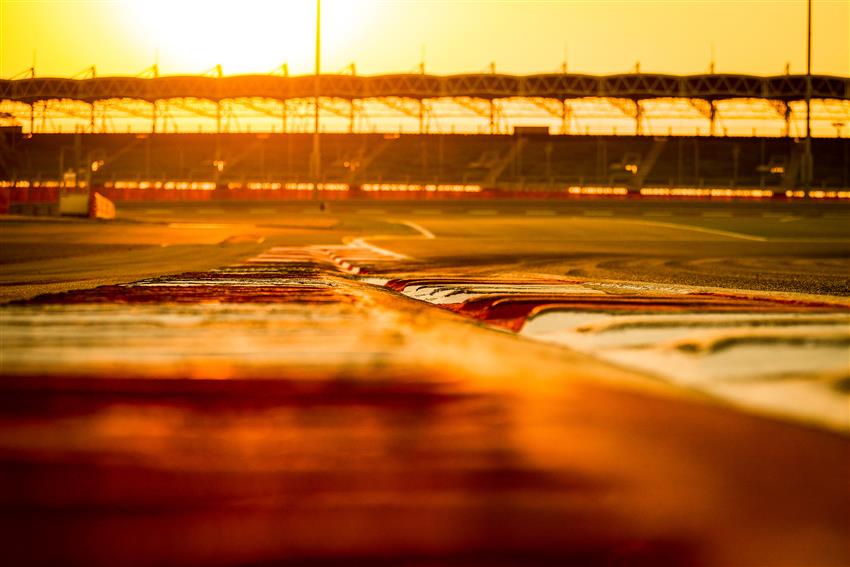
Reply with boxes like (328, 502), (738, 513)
(89, 192), (116, 219)
(2, 185), (847, 209)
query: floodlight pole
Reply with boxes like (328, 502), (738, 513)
(803, 0), (813, 191)
(312, 0), (322, 198)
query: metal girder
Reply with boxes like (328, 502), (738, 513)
(6, 88), (848, 136)
(769, 100), (789, 118)
(3, 73), (847, 104)
(52, 98), (153, 122)
(34, 99), (92, 121)
(608, 98), (639, 118)
(715, 99), (789, 120)
(161, 98), (219, 120)
(529, 97), (565, 118)
(317, 98), (354, 119)
(687, 99), (718, 136)
(607, 98), (645, 134)
(689, 99), (713, 120)
(370, 97), (431, 133)
(230, 98), (285, 119)
(3, 72), (847, 137)
(527, 97), (572, 134)
(769, 100), (791, 137)
(453, 96), (494, 118)
(375, 96), (421, 118)
(452, 97), (503, 134)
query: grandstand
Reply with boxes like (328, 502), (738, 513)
(3, 131), (848, 192)
(2, 71), (849, 202)
(2, 72), (849, 136)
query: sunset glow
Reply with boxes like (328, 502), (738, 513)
(2, 1), (847, 77)
(118, 0), (368, 74)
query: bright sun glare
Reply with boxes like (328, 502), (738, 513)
(121, 0), (364, 75)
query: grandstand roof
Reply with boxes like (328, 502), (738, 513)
(2, 73), (848, 103)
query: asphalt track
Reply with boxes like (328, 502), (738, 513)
(0, 198), (849, 566)
(120, 198), (850, 295)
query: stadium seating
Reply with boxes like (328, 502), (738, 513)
(4, 132), (848, 190)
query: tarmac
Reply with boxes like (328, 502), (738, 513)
(0, 198), (848, 566)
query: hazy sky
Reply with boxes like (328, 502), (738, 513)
(1, 0), (848, 77)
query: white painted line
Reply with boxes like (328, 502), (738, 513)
(356, 208), (387, 215)
(397, 220), (436, 240)
(248, 208), (275, 214)
(702, 211), (733, 218)
(330, 220), (431, 264)
(584, 210), (613, 217)
(142, 208), (172, 215)
(628, 219), (768, 242)
(412, 209), (442, 215)
(347, 238), (410, 259)
(525, 209), (556, 216)
(168, 223), (255, 229)
(643, 211), (673, 217)
(469, 209), (499, 216)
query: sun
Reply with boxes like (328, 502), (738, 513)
(120, 0), (366, 75)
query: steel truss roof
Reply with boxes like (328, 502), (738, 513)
(1, 73), (848, 104)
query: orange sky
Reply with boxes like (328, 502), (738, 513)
(1, 0), (848, 78)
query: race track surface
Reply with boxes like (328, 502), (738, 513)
(1, 198), (848, 566)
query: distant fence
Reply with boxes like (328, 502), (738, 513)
(3, 185), (849, 213)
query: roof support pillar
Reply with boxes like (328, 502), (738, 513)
(802, 0), (813, 191)
(562, 100), (571, 135)
(709, 101), (717, 137)
(784, 103), (792, 137)
(635, 100), (643, 136)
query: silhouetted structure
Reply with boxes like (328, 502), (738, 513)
(2, 72), (848, 136)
